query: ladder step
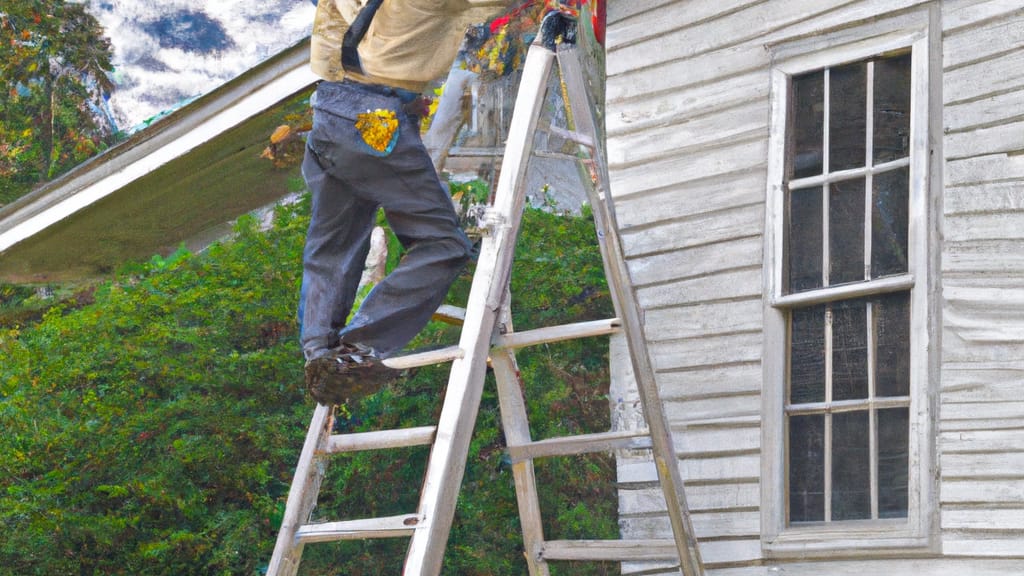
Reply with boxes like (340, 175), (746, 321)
(323, 426), (437, 455)
(541, 539), (680, 562)
(547, 124), (595, 148)
(432, 304), (466, 325)
(382, 345), (464, 369)
(506, 428), (651, 463)
(492, 318), (621, 350)
(296, 514), (424, 544)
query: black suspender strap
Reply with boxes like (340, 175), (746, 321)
(341, 0), (384, 74)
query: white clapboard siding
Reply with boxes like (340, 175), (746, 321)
(620, 510), (760, 540)
(608, 100), (768, 169)
(607, 42), (768, 103)
(616, 453), (759, 486)
(940, 401), (1024, 431)
(944, 49), (1024, 104)
(712, 559), (1024, 575)
(945, 211), (1024, 242)
(656, 362), (763, 398)
(943, 284), (1024, 338)
(662, 393), (763, 425)
(942, 451), (1024, 478)
(608, 0), (855, 76)
(937, 475), (1024, 502)
(944, 181), (1024, 215)
(625, 236), (763, 289)
(607, 72), (769, 137)
(635, 266), (762, 310)
(606, 0), (760, 51)
(943, 238), (1024, 274)
(611, 137), (768, 199)
(942, 179), (1024, 215)
(945, 119), (1024, 159)
(614, 170), (766, 230)
(942, 6), (1024, 69)
(943, 508), (1024, 532)
(939, 429), (1024, 455)
(941, 365), (1024, 402)
(620, 204), (764, 260)
(606, 0), (678, 26)
(605, 0), (1024, 572)
(643, 297), (763, 342)
(945, 152), (1024, 187)
(944, 85), (1024, 132)
(619, 480), (760, 515)
(943, 0), (1024, 32)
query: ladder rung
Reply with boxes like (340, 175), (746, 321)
(547, 124), (595, 148)
(541, 539), (680, 561)
(506, 428), (651, 463)
(296, 514), (424, 544)
(323, 426), (437, 454)
(382, 345), (464, 369)
(432, 304), (466, 325)
(492, 318), (621, 350)
(533, 150), (583, 162)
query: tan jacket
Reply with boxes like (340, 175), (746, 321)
(311, 0), (507, 93)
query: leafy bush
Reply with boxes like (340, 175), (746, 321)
(0, 186), (618, 575)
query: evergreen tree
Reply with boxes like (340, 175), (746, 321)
(0, 1), (118, 205)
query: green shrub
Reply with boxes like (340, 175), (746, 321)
(0, 185), (618, 575)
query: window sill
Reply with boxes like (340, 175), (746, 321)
(763, 519), (935, 559)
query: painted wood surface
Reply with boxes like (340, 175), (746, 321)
(940, 0), (1024, 559)
(605, 0), (1024, 573)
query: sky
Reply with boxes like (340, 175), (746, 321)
(87, 0), (316, 131)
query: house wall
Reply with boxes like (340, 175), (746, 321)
(604, 0), (1024, 574)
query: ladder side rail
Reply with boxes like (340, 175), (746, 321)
(552, 46), (625, 323)
(402, 42), (556, 576)
(266, 404), (334, 576)
(492, 302), (551, 576)
(555, 45), (706, 576)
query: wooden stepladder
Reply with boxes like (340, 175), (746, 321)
(267, 29), (705, 576)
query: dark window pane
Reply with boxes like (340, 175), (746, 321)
(789, 186), (823, 292)
(872, 167), (909, 277)
(832, 410), (871, 520)
(878, 407), (910, 518)
(792, 71), (824, 178)
(790, 305), (826, 404)
(830, 178), (866, 285)
(829, 62), (867, 171)
(875, 292), (910, 397)
(790, 414), (825, 523)
(873, 53), (912, 163)
(832, 300), (868, 401)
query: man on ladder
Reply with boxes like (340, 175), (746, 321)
(272, 3), (706, 575)
(299, 0), (521, 406)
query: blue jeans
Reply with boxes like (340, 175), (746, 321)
(298, 80), (472, 360)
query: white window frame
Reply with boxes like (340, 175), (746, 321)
(761, 16), (938, 557)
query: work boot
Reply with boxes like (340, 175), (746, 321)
(304, 343), (396, 406)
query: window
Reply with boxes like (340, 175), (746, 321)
(786, 53), (913, 524)
(762, 21), (936, 555)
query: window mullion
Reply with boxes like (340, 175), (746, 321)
(865, 60), (875, 282)
(865, 61), (880, 521)
(822, 68), (831, 289)
(868, 302), (879, 520)
(824, 306), (834, 522)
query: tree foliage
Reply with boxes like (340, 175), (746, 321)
(0, 1), (119, 205)
(0, 187), (618, 575)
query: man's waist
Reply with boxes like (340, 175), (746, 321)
(339, 76), (422, 104)
(342, 70), (428, 96)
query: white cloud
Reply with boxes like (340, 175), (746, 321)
(89, 0), (315, 130)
